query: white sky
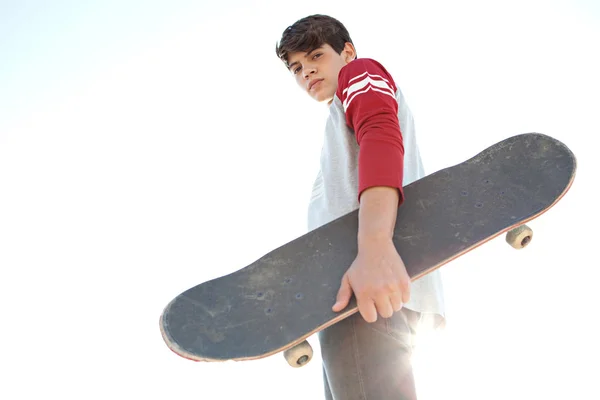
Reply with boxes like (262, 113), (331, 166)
(1, 0), (599, 399)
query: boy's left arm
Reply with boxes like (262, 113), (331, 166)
(331, 59), (411, 323)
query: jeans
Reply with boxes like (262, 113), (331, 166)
(319, 307), (420, 400)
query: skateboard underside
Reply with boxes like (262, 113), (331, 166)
(160, 132), (576, 364)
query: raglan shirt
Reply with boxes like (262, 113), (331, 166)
(307, 58), (446, 330)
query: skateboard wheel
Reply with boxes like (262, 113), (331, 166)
(506, 225), (533, 249)
(283, 340), (313, 368)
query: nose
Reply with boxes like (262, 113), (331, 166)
(303, 66), (316, 79)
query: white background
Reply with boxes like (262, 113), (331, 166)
(1, 0), (599, 399)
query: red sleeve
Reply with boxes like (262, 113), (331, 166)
(336, 58), (405, 204)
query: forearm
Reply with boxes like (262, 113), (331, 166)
(357, 186), (400, 246)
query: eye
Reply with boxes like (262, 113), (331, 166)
(293, 66), (302, 74)
(313, 53), (322, 60)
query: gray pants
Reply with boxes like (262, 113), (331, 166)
(319, 307), (420, 400)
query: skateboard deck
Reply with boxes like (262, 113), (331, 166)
(159, 132), (576, 367)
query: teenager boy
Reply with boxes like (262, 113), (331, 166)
(275, 14), (445, 400)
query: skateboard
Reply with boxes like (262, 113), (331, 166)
(159, 132), (576, 368)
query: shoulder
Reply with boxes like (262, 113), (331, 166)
(336, 58), (398, 113)
(336, 58), (397, 95)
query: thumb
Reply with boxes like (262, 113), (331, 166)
(332, 273), (352, 312)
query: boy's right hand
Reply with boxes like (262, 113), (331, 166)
(332, 236), (411, 323)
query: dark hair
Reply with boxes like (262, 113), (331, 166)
(275, 14), (355, 67)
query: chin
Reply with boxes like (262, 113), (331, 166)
(306, 85), (334, 103)
(313, 93), (334, 104)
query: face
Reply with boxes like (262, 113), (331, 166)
(287, 43), (356, 104)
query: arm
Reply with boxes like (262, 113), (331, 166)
(332, 59), (411, 322)
(337, 58), (405, 207)
(336, 59), (405, 242)
(357, 186), (399, 245)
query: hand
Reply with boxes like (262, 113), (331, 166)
(332, 237), (411, 323)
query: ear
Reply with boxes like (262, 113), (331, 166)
(342, 42), (357, 64)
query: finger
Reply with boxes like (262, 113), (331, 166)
(389, 291), (404, 312)
(332, 273), (353, 312)
(393, 263), (411, 304)
(357, 296), (378, 323)
(374, 294), (395, 319)
(401, 278), (411, 304)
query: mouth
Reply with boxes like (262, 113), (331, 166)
(308, 79), (323, 91)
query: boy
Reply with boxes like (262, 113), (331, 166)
(275, 15), (445, 399)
